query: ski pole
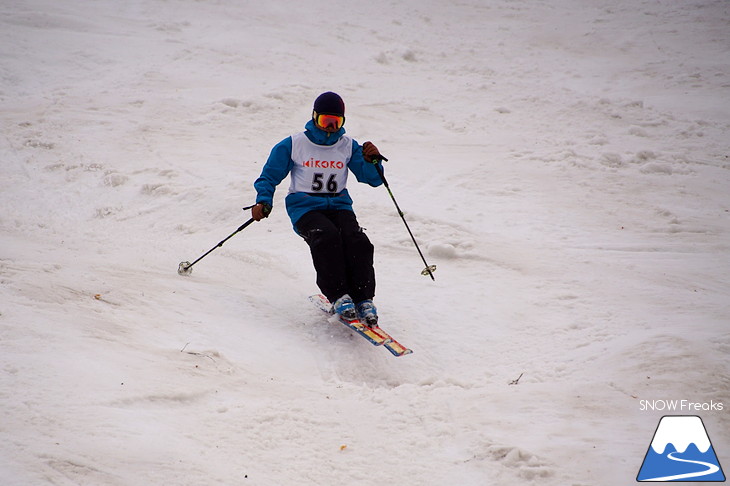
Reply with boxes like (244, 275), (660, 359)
(372, 157), (436, 280)
(177, 205), (263, 276)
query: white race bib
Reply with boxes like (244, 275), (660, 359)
(288, 132), (352, 194)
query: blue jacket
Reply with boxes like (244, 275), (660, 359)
(254, 120), (384, 230)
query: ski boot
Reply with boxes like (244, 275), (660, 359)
(333, 294), (357, 321)
(357, 300), (378, 326)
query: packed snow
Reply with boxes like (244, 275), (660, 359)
(1, 1), (729, 484)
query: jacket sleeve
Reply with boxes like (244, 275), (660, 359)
(348, 140), (384, 187)
(254, 137), (294, 206)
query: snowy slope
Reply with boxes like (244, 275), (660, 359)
(1, 1), (729, 485)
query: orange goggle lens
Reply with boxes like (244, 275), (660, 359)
(315, 112), (345, 130)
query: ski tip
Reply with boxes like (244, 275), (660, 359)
(390, 347), (413, 357)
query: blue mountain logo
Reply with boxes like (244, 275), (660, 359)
(637, 415), (726, 482)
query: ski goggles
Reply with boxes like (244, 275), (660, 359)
(314, 112), (345, 130)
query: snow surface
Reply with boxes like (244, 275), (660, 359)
(1, 0), (729, 484)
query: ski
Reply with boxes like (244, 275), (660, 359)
(309, 294), (413, 356)
(309, 294), (388, 346)
(371, 326), (413, 357)
(337, 316), (392, 347)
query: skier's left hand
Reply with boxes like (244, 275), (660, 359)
(362, 141), (384, 164)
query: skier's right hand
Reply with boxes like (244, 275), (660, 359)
(252, 202), (271, 221)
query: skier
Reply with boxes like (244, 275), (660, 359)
(251, 91), (385, 325)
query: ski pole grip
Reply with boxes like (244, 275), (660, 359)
(244, 202), (271, 218)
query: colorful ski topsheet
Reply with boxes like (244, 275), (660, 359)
(308, 294), (413, 357)
(339, 315), (390, 346)
(373, 327), (413, 357)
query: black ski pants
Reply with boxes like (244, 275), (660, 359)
(295, 209), (375, 304)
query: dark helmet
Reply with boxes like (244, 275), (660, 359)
(313, 91), (345, 116)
